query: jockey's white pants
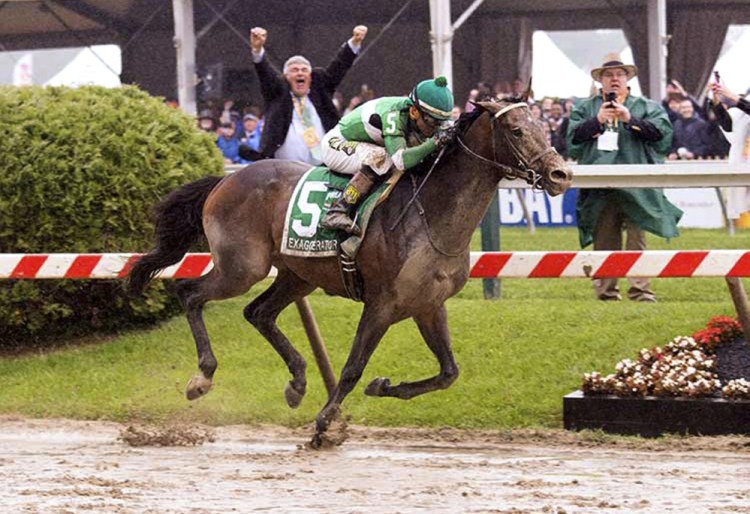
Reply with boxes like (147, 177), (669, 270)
(321, 126), (393, 176)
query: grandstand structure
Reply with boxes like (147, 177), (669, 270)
(1, 0), (749, 114)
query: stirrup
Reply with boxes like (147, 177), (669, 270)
(322, 211), (360, 236)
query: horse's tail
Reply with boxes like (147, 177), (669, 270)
(128, 175), (223, 296)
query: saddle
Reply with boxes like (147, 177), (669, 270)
(281, 166), (404, 300)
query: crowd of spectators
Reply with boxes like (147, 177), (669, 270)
(191, 74), (746, 167)
(182, 27), (745, 174)
(195, 100), (264, 164)
(193, 77), (580, 167)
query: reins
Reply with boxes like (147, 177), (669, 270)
(389, 145), (447, 230)
(389, 146), (466, 257)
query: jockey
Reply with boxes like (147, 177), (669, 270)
(320, 76), (455, 236)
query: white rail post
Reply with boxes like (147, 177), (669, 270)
(647, 0), (667, 101)
(172, 0), (197, 116)
(429, 0), (453, 86)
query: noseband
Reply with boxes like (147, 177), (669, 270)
(456, 102), (557, 190)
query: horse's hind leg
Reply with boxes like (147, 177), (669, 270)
(243, 270), (316, 408)
(364, 303), (459, 400)
(176, 266), (260, 400)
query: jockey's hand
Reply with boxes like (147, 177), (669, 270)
(250, 27), (267, 53)
(351, 25), (368, 45)
(434, 124), (457, 148)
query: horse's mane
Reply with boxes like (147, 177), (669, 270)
(454, 109), (483, 137)
(496, 94), (526, 104)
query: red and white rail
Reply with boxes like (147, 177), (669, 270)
(3, 251), (750, 279)
(0, 253), (212, 280)
(468, 250), (750, 278)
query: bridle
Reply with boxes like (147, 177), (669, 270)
(388, 102), (559, 254)
(456, 102), (558, 190)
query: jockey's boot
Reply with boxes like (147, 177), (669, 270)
(321, 165), (377, 237)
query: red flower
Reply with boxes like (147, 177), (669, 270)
(692, 316), (742, 351)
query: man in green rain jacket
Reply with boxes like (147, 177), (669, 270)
(567, 57), (682, 302)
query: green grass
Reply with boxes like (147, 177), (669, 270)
(1, 227), (749, 430)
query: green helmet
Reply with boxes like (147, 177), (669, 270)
(409, 76), (454, 121)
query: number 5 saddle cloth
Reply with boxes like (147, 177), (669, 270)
(281, 165), (402, 259)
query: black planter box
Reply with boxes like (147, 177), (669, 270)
(564, 390), (750, 437)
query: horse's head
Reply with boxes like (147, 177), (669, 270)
(459, 95), (573, 197)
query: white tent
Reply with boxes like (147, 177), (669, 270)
(533, 30), (643, 99)
(531, 31), (594, 99)
(44, 45), (121, 88)
(714, 25), (750, 94)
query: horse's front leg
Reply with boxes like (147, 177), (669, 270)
(364, 303), (459, 400)
(311, 305), (391, 448)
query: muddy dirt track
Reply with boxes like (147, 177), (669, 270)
(2, 416), (750, 514)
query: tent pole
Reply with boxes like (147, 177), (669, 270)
(647, 0), (667, 101)
(172, 0), (197, 116)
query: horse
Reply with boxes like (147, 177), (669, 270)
(128, 96), (573, 447)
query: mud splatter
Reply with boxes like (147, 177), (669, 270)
(118, 424), (215, 447)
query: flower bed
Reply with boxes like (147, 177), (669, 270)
(581, 316), (750, 399)
(564, 317), (750, 436)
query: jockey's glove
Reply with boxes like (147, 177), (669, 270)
(434, 125), (457, 148)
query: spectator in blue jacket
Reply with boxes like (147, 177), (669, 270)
(216, 122), (247, 164)
(237, 113), (262, 159)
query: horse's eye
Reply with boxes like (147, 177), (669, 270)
(511, 127), (523, 137)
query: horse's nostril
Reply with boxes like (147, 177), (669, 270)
(550, 169), (571, 183)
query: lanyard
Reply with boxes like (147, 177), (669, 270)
(293, 95), (309, 127)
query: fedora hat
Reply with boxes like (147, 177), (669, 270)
(591, 58), (638, 82)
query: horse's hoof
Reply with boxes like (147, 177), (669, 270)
(309, 433), (323, 450)
(185, 375), (213, 400)
(315, 404), (340, 435)
(365, 377), (391, 397)
(284, 381), (305, 409)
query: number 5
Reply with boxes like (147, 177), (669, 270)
(386, 112), (397, 134)
(292, 181), (328, 237)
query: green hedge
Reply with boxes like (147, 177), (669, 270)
(0, 85), (223, 347)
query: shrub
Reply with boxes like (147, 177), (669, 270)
(0, 85), (223, 347)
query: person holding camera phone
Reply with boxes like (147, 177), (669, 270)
(709, 73), (750, 222)
(711, 80), (750, 117)
(566, 56), (682, 303)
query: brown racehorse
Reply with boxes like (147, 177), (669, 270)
(128, 98), (573, 447)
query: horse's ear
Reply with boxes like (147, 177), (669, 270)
(521, 77), (533, 102)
